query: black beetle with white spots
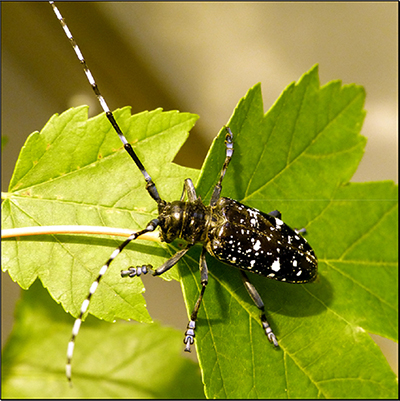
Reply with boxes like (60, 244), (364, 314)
(49, 1), (318, 383)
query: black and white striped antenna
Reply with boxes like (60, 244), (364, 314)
(49, 1), (161, 203)
(49, 1), (163, 383)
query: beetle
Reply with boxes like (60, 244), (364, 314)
(49, 1), (318, 382)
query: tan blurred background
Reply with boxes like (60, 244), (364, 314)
(2, 2), (397, 372)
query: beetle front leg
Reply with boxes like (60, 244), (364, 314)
(180, 178), (198, 202)
(121, 245), (192, 278)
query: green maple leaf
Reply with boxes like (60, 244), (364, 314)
(2, 66), (398, 398)
(2, 107), (199, 323)
(188, 66), (398, 398)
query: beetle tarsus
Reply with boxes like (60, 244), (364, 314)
(183, 320), (196, 352)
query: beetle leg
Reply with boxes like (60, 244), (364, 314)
(268, 210), (306, 235)
(268, 210), (281, 219)
(121, 264), (154, 277)
(267, 209), (307, 236)
(151, 245), (193, 276)
(240, 270), (279, 347)
(121, 245), (192, 278)
(184, 246), (208, 352)
(180, 178), (198, 202)
(210, 127), (234, 206)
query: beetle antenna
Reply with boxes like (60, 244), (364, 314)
(49, 1), (161, 203)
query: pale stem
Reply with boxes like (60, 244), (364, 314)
(1, 225), (161, 242)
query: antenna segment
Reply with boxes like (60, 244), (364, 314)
(49, 1), (161, 203)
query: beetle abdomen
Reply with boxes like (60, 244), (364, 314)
(206, 198), (317, 283)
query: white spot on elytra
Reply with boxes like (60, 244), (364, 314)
(271, 259), (280, 272)
(253, 239), (262, 251)
(248, 209), (258, 217)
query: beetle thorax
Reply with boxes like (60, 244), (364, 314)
(158, 199), (211, 244)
